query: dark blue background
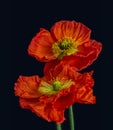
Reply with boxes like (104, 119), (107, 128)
(1, 0), (113, 130)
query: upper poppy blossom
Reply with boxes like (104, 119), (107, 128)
(14, 65), (96, 124)
(28, 20), (102, 70)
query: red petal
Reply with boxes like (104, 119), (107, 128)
(53, 71), (95, 109)
(62, 40), (102, 70)
(19, 98), (65, 124)
(76, 88), (96, 104)
(44, 59), (61, 78)
(28, 28), (56, 62)
(53, 85), (76, 110)
(44, 62), (79, 82)
(51, 20), (91, 45)
(75, 71), (94, 88)
(75, 71), (96, 104)
(14, 75), (41, 98)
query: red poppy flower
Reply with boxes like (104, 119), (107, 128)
(28, 20), (102, 70)
(14, 65), (95, 124)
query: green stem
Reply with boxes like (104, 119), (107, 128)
(69, 105), (75, 130)
(56, 123), (62, 130)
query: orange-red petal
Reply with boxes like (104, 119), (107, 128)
(44, 64), (96, 109)
(19, 98), (65, 124)
(75, 71), (94, 88)
(62, 40), (102, 70)
(75, 71), (96, 104)
(53, 71), (95, 110)
(44, 61), (79, 81)
(53, 85), (76, 111)
(28, 28), (56, 62)
(14, 75), (41, 98)
(51, 20), (91, 45)
(76, 88), (96, 104)
(43, 59), (61, 79)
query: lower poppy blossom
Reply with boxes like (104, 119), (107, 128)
(28, 20), (102, 70)
(14, 65), (96, 124)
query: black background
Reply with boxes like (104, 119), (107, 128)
(1, 0), (113, 130)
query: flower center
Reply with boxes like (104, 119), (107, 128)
(38, 78), (74, 96)
(52, 37), (78, 60)
(59, 41), (70, 50)
(53, 81), (61, 91)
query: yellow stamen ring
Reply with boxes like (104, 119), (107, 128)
(38, 78), (74, 96)
(52, 37), (78, 60)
